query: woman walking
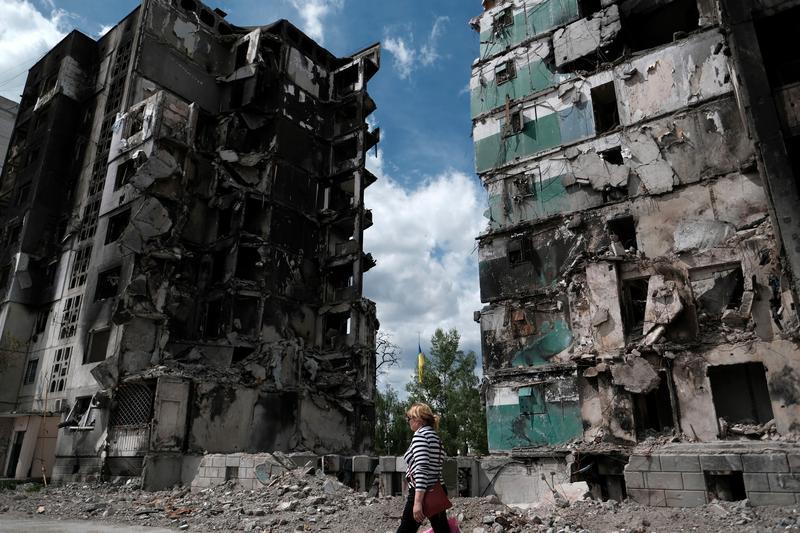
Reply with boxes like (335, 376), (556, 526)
(397, 403), (450, 533)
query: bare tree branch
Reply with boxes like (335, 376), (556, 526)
(375, 330), (399, 375)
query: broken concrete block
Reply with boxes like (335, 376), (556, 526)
(674, 220), (736, 252)
(553, 5), (621, 67)
(642, 275), (683, 336)
(624, 128), (676, 195)
(571, 151), (629, 191)
(611, 357), (660, 394)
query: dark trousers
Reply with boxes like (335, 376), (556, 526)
(396, 488), (450, 533)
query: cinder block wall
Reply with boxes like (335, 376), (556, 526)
(625, 452), (800, 506)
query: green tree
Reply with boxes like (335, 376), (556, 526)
(374, 385), (412, 455)
(406, 328), (488, 456)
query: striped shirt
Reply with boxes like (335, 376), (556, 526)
(404, 425), (445, 491)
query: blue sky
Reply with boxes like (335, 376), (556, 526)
(0, 0), (489, 394)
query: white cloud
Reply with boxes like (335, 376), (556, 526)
(287, 0), (343, 44)
(364, 147), (487, 395)
(97, 24), (113, 38)
(384, 16), (449, 80)
(0, 0), (68, 101)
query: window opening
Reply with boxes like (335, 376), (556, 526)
(49, 345), (73, 392)
(233, 296), (259, 335)
(16, 183), (31, 205)
(708, 362), (775, 430)
(115, 159), (137, 189)
(23, 358), (38, 385)
(59, 295), (81, 339)
(621, 278), (649, 340)
(607, 216), (637, 251)
(332, 137), (359, 165)
(572, 454), (627, 502)
(68, 245), (92, 289)
(235, 247), (263, 281)
(591, 82), (619, 134)
(502, 108), (524, 137)
(620, 0), (699, 52)
(235, 41), (249, 69)
(243, 197), (269, 235)
(232, 345), (255, 363)
(507, 234), (533, 265)
(105, 209), (130, 244)
(60, 394), (98, 430)
(495, 60), (516, 85)
(34, 307), (49, 335)
(84, 328), (111, 364)
(692, 266), (745, 318)
(204, 299), (225, 338)
(95, 265), (122, 301)
(493, 7), (513, 34)
(127, 106), (145, 137)
(631, 372), (674, 438)
(756, 6), (800, 88)
(199, 8), (215, 26)
(180, 0), (197, 12)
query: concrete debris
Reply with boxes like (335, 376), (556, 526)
(610, 357), (660, 394)
(571, 151), (629, 191)
(674, 220), (736, 252)
(642, 275), (684, 336)
(553, 5), (621, 67)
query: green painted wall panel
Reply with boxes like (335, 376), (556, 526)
(511, 320), (573, 366)
(479, 0), (580, 58)
(487, 394), (582, 450)
(471, 59), (559, 118)
(475, 111), (562, 173)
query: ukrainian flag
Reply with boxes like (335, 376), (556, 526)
(417, 343), (425, 383)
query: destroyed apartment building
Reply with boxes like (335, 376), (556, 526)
(0, 0), (380, 488)
(472, 0), (800, 506)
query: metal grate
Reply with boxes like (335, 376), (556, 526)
(110, 382), (154, 427)
(49, 346), (72, 393)
(68, 245), (92, 289)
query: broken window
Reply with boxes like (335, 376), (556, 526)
(233, 296), (259, 336)
(199, 8), (215, 27)
(591, 82), (619, 134)
(115, 159), (137, 189)
(607, 216), (637, 251)
(232, 345), (255, 363)
(235, 246), (263, 281)
(708, 362), (775, 428)
(510, 172), (535, 201)
(95, 265), (122, 301)
(755, 7), (800, 88)
(332, 137), (359, 166)
(180, 0), (196, 11)
(510, 308), (535, 338)
(334, 64), (359, 97)
(235, 41), (249, 69)
(631, 372), (674, 438)
(243, 197), (269, 235)
(493, 7), (513, 33)
(61, 395), (96, 430)
(105, 209), (130, 244)
(68, 245), (92, 290)
(600, 146), (623, 165)
(84, 328), (110, 364)
(218, 206), (234, 239)
(204, 299), (226, 338)
(704, 471), (746, 502)
(507, 234), (533, 265)
(49, 346), (73, 393)
(127, 106), (145, 137)
(34, 307), (49, 336)
(23, 358), (38, 385)
(59, 295), (81, 339)
(0, 264), (10, 290)
(325, 311), (351, 347)
(212, 249), (229, 283)
(620, 0), (699, 52)
(495, 60), (516, 85)
(518, 386), (546, 415)
(502, 108), (524, 137)
(692, 266), (744, 318)
(621, 278), (649, 340)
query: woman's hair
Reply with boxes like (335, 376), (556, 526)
(407, 403), (440, 431)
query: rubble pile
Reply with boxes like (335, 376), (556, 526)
(3, 470), (800, 532)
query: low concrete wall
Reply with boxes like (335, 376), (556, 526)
(625, 443), (800, 506)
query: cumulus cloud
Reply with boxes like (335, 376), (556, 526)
(287, 0), (343, 44)
(0, 0), (67, 101)
(384, 16), (449, 80)
(97, 24), (114, 38)
(364, 145), (487, 394)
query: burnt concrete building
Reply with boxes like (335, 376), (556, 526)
(472, 0), (800, 506)
(0, 96), (18, 177)
(0, 0), (380, 487)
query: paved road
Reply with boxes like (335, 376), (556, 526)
(0, 517), (178, 532)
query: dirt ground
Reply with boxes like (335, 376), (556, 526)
(2, 473), (800, 532)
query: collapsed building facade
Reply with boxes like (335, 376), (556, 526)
(0, 0), (380, 488)
(0, 96), (18, 178)
(472, 0), (800, 506)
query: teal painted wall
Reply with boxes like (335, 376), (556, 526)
(511, 320), (573, 366)
(471, 59), (560, 118)
(479, 0), (580, 58)
(487, 382), (583, 450)
(474, 100), (594, 173)
(486, 174), (572, 229)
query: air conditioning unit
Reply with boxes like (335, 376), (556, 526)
(53, 399), (66, 413)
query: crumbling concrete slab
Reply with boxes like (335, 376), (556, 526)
(553, 5), (621, 67)
(611, 357), (660, 394)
